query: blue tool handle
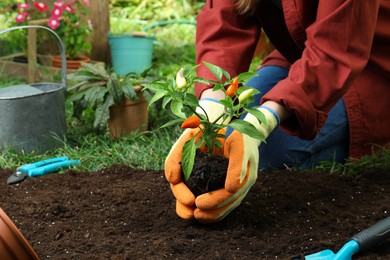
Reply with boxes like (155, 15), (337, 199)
(19, 156), (68, 171)
(27, 160), (80, 177)
(351, 216), (390, 252)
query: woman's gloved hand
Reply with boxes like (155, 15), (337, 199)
(165, 98), (228, 219)
(165, 128), (200, 219)
(194, 107), (279, 223)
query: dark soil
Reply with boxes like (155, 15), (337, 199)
(0, 166), (389, 259)
(184, 151), (228, 196)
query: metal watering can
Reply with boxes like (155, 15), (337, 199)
(0, 25), (67, 153)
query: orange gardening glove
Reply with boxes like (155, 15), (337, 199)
(194, 107), (279, 223)
(165, 98), (228, 220)
(165, 128), (199, 220)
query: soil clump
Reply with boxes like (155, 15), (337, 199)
(184, 151), (228, 196)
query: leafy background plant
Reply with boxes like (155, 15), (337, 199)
(67, 62), (152, 131)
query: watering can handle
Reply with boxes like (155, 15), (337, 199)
(0, 25), (67, 88)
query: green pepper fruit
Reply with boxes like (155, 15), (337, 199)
(238, 89), (255, 104)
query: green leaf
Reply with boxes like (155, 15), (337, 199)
(148, 91), (167, 108)
(245, 107), (267, 125)
(203, 62), (230, 82)
(108, 80), (123, 104)
(159, 118), (184, 128)
(79, 63), (110, 78)
(69, 82), (107, 94)
(212, 83), (225, 92)
(162, 96), (172, 109)
(170, 100), (186, 119)
(195, 139), (205, 148)
(183, 64), (199, 78)
(229, 120), (265, 140)
(68, 90), (87, 102)
(77, 35), (83, 44)
(84, 86), (104, 105)
(216, 133), (227, 139)
(193, 77), (211, 85)
(214, 138), (223, 149)
(219, 99), (234, 111)
(143, 82), (165, 92)
(238, 72), (259, 84)
(66, 80), (89, 92)
(182, 138), (197, 181)
(94, 96), (114, 131)
(184, 93), (199, 107)
(122, 83), (137, 101)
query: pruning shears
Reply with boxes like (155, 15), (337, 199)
(7, 156), (80, 185)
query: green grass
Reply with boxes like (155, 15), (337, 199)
(0, 76), (25, 88)
(0, 125), (181, 172)
(315, 147), (390, 175)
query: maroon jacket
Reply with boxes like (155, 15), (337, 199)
(195, 0), (390, 158)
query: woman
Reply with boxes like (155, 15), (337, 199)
(165, 0), (390, 223)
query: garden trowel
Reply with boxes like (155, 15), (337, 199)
(305, 216), (390, 260)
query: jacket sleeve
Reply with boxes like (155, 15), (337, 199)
(261, 49), (291, 69)
(195, 0), (260, 98)
(261, 0), (381, 139)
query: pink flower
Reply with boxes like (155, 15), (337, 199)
(54, 1), (65, 8)
(82, 0), (90, 6)
(48, 16), (61, 30)
(33, 2), (49, 12)
(51, 7), (63, 18)
(15, 12), (28, 23)
(17, 3), (29, 9)
(64, 4), (75, 13)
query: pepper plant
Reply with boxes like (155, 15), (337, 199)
(143, 62), (268, 180)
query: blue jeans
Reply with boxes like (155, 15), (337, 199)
(246, 66), (349, 170)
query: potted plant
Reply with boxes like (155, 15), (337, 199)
(13, 1), (92, 69)
(67, 62), (150, 137)
(143, 62), (266, 196)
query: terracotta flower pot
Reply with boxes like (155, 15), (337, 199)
(108, 86), (148, 138)
(0, 208), (39, 260)
(52, 55), (91, 70)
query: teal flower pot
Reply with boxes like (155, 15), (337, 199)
(108, 33), (154, 75)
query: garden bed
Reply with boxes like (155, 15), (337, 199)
(0, 166), (389, 259)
